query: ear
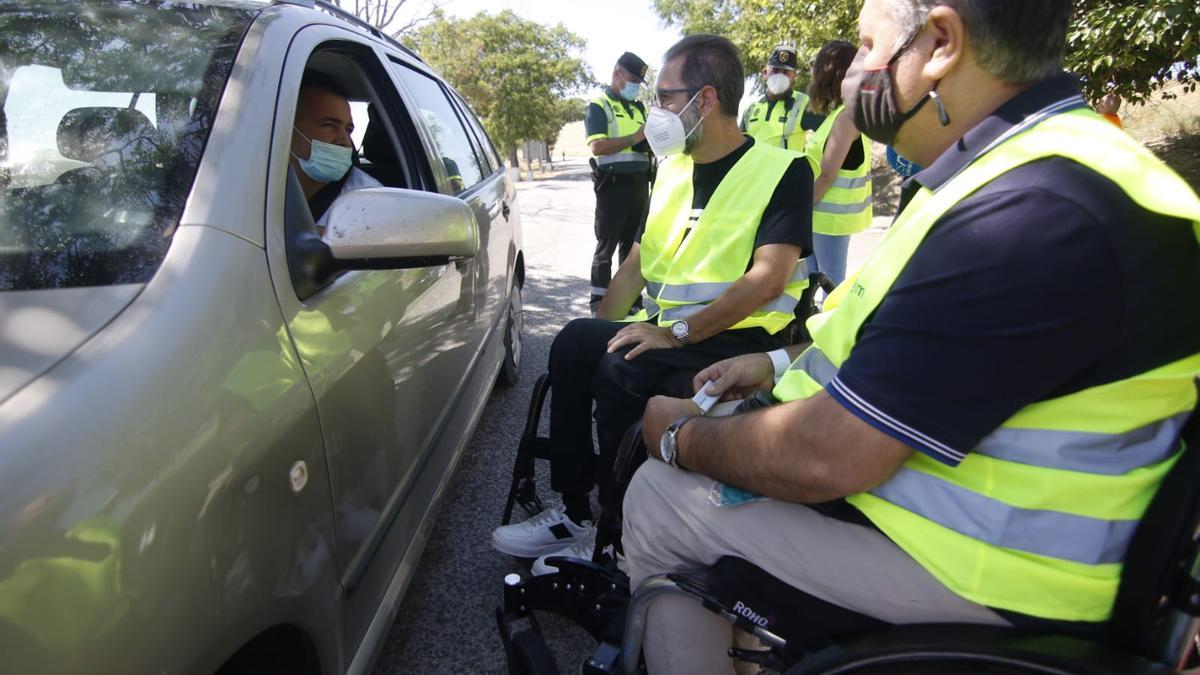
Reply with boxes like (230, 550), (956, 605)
(920, 5), (965, 81)
(761, 66), (770, 78)
(700, 85), (720, 117)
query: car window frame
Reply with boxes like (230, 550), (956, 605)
(386, 57), (490, 197)
(443, 87), (493, 178)
(447, 88), (504, 178)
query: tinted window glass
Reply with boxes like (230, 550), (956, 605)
(446, 90), (492, 177)
(391, 64), (484, 195)
(0, 2), (252, 290)
(453, 92), (504, 171)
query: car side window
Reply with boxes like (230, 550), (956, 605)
(390, 62), (484, 195)
(449, 89), (498, 177)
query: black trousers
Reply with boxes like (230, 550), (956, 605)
(547, 318), (784, 498)
(591, 172), (649, 307)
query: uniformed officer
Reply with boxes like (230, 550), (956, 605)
(585, 51), (653, 312)
(740, 43), (825, 151)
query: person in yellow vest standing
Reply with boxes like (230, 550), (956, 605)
(585, 51), (653, 312)
(622, 1), (1200, 673)
(739, 43), (826, 151)
(491, 35), (815, 575)
(805, 40), (874, 286)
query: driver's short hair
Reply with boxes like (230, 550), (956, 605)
(300, 69), (351, 101)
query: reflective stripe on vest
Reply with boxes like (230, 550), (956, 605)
(630, 143), (809, 333)
(592, 92), (648, 168)
(806, 106), (873, 235)
(772, 107), (1200, 622)
(743, 92), (810, 150)
(654, 260), (809, 303)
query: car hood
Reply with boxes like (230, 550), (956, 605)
(0, 285), (143, 404)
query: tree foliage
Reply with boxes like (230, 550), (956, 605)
(1067, 0), (1198, 104)
(409, 11), (593, 156)
(651, 0), (1199, 105)
(650, 0), (859, 77)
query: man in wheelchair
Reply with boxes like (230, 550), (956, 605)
(500, 1), (1200, 673)
(491, 35), (816, 572)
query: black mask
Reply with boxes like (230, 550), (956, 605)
(842, 35), (950, 146)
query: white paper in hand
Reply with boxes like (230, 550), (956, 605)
(691, 382), (721, 414)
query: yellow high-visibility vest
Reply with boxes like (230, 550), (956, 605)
(775, 108), (1200, 622)
(742, 91), (811, 151)
(805, 106), (873, 236)
(629, 142), (810, 334)
(587, 91), (649, 171)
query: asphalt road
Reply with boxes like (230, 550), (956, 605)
(371, 158), (891, 674)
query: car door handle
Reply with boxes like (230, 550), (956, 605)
(501, 200), (511, 219)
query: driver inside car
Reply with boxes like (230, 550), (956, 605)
(288, 69), (381, 233)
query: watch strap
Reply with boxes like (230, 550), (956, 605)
(663, 414), (697, 469)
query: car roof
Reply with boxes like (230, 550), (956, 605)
(264, 0), (425, 64)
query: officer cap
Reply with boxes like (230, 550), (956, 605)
(617, 51), (649, 83)
(768, 44), (798, 71)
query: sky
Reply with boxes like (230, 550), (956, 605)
(407, 0), (683, 87)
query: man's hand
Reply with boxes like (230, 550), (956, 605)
(642, 395), (702, 460)
(693, 352), (776, 401)
(607, 322), (678, 360)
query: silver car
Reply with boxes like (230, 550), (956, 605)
(0, 0), (524, 672)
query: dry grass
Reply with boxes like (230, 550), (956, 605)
(1122, 83), (1200, 193)
(1121, 82), (1200, 144)
(553, 120), (593, 159)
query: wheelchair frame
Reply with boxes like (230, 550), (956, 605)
(497, 267), (1198, 674)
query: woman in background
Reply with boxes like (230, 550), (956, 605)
(805, 40), (873, 286)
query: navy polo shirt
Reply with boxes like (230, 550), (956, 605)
(827, 74), (1200, 466)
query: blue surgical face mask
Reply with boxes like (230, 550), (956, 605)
(620, 81), (640, 101)
(292, 128), (352, 183)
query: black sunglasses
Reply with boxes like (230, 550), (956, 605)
(653, 87), (702, 107)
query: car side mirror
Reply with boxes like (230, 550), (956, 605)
(323, 187), (480, 270)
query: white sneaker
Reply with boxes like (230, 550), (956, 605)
(491, 507), (595, 558)
(531, 529), (597, 576)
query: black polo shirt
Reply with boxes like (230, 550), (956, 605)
(826, 74), (1200, 467)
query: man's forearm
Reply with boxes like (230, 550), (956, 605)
(591, 134), (643, 157)
(672, 391), (912, 504)
(682, 269), (786, 343)
(596, 269), (645, 320)
(596, 249), (646, 320)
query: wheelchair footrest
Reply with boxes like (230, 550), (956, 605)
(502, 560), (631, 643)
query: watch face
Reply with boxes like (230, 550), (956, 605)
(659, 431), (671, 459)
(671, 321), (687, 338)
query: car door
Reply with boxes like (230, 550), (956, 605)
(387, 60), (507, 334)
(448, 87), (519, 328)
(261, 27), (484, 655)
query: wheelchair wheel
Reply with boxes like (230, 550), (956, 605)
(786, 648), (1165, 675)
(507, 630), (560, 675)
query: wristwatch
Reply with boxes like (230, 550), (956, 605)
(669, 320), (690, 346)
(660, 415), (696, 469)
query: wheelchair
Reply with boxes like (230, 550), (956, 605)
(498, 392), (1200, 674)
(499, 272), (835, 530)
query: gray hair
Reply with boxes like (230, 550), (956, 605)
(883, 0), (1073, 84)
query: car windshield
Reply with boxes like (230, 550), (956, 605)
(0, 1), (255, 291)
